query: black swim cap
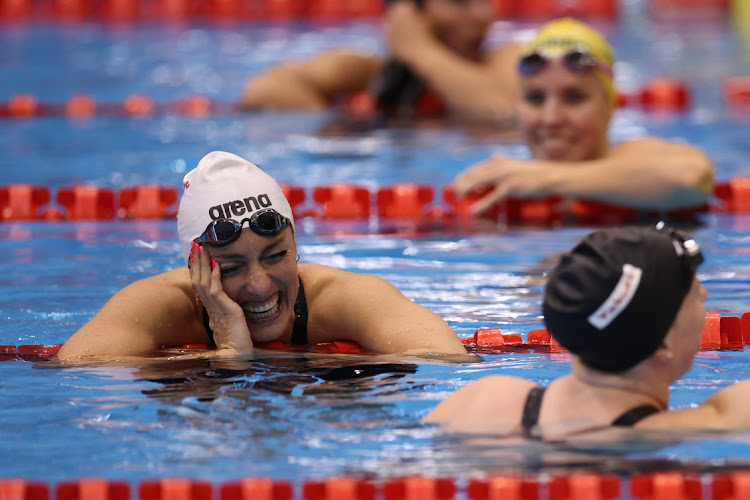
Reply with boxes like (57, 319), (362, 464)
(543, 226), (703, 373)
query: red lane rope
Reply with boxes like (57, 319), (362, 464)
(4, 311), (747, 363)
(0, 0), (631, 22)
(4, 77), (749, 119)
(0, 179), (747, 224)
(1, 471), (750, 500)
(1, 0), (732, 22)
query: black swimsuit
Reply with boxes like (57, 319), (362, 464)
(521, 386), (660, 437)
(202, 276), (308, 346)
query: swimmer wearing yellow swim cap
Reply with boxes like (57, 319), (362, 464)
(519, 17), (616, 106)
(452, 18), (714, 213)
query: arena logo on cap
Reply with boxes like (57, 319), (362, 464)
(208, 194), (272, 220)
(587, 263), (642, 330)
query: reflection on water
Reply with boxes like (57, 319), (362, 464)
(136, 353), (419, 402)
(14, 352), (750, 481)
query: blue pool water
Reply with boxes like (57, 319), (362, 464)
(3, 2), (750, 486)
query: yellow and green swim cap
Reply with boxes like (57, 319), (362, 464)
(520, 18), (616, 105)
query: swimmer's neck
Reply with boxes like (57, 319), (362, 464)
(571, 359), (669, 411)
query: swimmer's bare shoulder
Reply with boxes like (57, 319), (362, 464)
(57, 267), (207, 360)
(424, 375), (536, 432)
(299, 263), (467, 355)
(634, 379), (750, 431)
(240, 50), (384, 110)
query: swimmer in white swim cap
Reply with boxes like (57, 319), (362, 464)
(59, 151), (469, 360)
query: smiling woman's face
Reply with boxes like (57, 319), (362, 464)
(518, 62), (613, 162)
(205, 227), (299, 344)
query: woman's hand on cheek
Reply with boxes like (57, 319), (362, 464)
(189, 242), (254, 356)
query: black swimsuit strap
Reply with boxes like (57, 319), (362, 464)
(202, 305), (213, 345)
(611, 404), (661, 427)
(202, 275), (308, 347)
(290, 276), (308, 346)
(521, 386), (546, 436)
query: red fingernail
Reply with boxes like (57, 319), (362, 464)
(212, 260), (217, 270)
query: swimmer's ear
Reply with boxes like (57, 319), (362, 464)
(653, 342), (674, 362)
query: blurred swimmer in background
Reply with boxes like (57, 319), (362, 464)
(239, 0), (520, 123)
(454, 18), (714, 213)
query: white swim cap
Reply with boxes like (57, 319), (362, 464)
(177, 151), (295, 263)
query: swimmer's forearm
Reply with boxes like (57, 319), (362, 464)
(402, 42), (516, 116)
(548, 153), (713, 209)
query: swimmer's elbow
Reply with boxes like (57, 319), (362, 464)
(238, 76), (282, 110)
(660, 150), (715, 208)
(239, 67), (328, 111)
(682, 152), (715, 200)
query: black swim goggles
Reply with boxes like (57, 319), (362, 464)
(193, 208), (290, 247)
(519, 47), (613, 77)
(655, 222), (704, 284)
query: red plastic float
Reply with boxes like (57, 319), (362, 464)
(303, 477), (376, 500)
(724, 76), (750, 110)
(463, 327), (522, 347)
(345, 0), (383, 18)
(51, 0), (88, 20)
(0, 480), (49, 500)
(713, 471), (750, 500)
(208, 0), (251, 20)
(700, 311), (722, 350)
(56, 479), (130, 500)
(262, 0), (305, 20)
(123, 94), (155, 116)
(630, 472), (702, 500)
(119, 185), (178, 219)
(171, 95), (214, 117)
(340, 91), (378, 120)
(0, 0), (33, 19)
(65, 94), (96, 118)
(307, 0), (348, 21)
(549, 474), (620, 500)
(572, 200), (639, 225)
(639, 78), (691, 112)
(56, 185), (116, 220)
(467, 476), (538, 500)
(649, 0), (729, 19)
(441, 186), (502, 220)
(382, 477), (455, 500)
(714, 177), (750, 213)
(0, 184), (50, 221)
(155, 0), (194, 19)
(312, 184), (370, 219)
(742, 312), (750, 345)
(499, 0), (617, 19)
(527, 328), (550, 345)
(221, 478), (293, 500)
(377, 184), (434, 219)
(7, 94), (40, 117)
(719, 315), (744, 349)
(139, 479), (212, 500)
(504, 196), (562, 225)
(101, 0), (139, 21)
(280, 185), (306, 218)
